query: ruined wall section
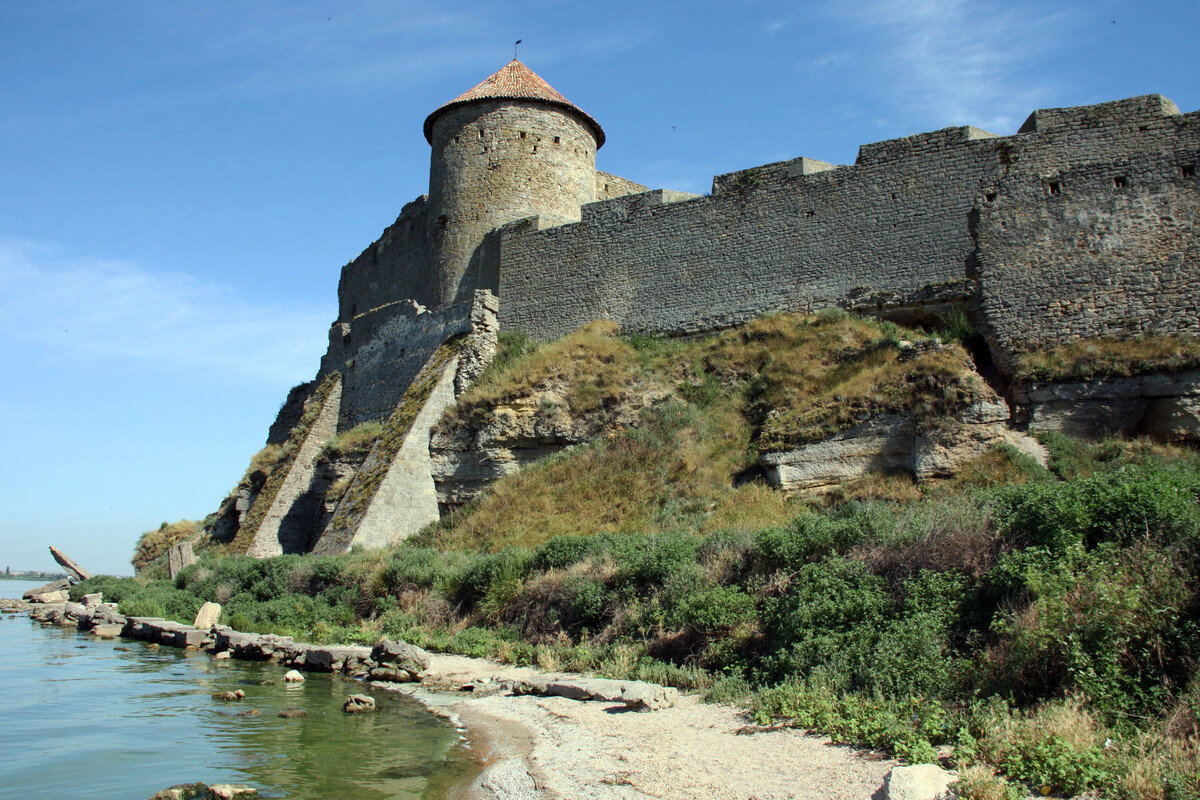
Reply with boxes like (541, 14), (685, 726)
(498, 95), (1195, 341)
(975, 149), (1200, 372)
(319, 297), (474, 429)
(335, 196), (433, 321)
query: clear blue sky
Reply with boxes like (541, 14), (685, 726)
(2, 0), (1197, 575)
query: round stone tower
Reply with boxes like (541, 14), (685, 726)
(424, 59), (605, 307)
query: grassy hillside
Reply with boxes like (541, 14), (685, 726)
(426, 311), (991, 552)
(88, 313), (1200, 799)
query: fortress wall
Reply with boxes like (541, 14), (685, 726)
(336, 196), (433, 320)
(499, 96), (1198, 341)
(975, 152), (1200, 371)
(320, 298), (473, 429)
(499, 135), (1009, 339)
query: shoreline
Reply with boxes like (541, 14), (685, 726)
(5, 596), (900, 800)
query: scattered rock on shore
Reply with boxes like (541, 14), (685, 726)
(883, 764), (957, 800)
(343, 694), (376, 713)
(193, 602), (222, 630)
(211, 690), (245, 702)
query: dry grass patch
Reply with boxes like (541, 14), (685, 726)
(1015, 334), (1200, 382)
(447, 320), (650, 426)
(700, 312), (990, 451)
(700, 483), (798, 533)
(422, 399), (753, 552)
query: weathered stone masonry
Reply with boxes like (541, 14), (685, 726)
(223, 61), (1199, 557)
(499, 96), (1199, 347)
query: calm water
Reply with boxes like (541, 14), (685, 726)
(0, 580), (475, 800)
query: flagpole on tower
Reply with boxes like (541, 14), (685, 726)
(514, 39), (522, 60)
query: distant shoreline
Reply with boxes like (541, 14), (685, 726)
(0, 573), (67, 582)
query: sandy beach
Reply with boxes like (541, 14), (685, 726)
(405, 653), (898, 800)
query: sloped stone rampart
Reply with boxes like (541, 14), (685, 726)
(242, 375), (342, 557)
(342, 355), (459, 550)
(310, 339), (465, 554)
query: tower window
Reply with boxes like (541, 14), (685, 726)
(479, 129), (485, 138)
(984, 191), (997, 202)
(520, 131), (526, 139)
(1113, 175), (1128, 188)
(553, 136), (560, 144)
(1047, 180), (1061, 195)
(1184, 165), (1197, 178)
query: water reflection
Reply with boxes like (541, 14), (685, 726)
(0, 612), (473, 800)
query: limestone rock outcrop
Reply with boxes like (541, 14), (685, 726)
(760, 399), (1046, 495)
(1014, 369), (1200, 442)
(431, 381), (665, 512)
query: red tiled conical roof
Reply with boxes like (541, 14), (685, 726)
(424, 60), (604, 147)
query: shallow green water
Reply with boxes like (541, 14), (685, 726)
(0, 581), (475, 800)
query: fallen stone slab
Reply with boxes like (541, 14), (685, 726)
(28, 588), (70, 604)
(23, 579), (70, 601)
(208, 784), (258, 799)
(91, 623), (123, 639)
(213, 629), (297, 660)
(81, 592), (103, 606)
(29, 603), (67, 622)
(149, 782), (209, 800)
(506, 675), (679, 710)
(49, 544), (92, 582)
(303, 644), (371, 673)
(193, 602), (221, 630)
(368, 666), (419, 683)
(62, 601), (89, 621)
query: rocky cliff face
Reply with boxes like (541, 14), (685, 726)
(430, 379), (666, 513)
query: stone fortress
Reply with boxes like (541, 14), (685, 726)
(216, 60), (1200, 559)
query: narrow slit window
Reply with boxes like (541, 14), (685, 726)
(520, 131), (526, 139)
(553, 136), (560, 144)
